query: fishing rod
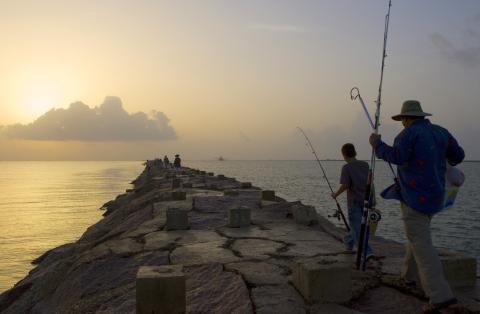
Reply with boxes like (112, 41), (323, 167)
(350, 87), (397, 178)
(354, 0), (392, 271)
(297, 127), (350, 232)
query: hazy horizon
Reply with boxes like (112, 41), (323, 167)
(1, 1), (479, 160)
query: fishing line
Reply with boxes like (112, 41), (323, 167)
(297, 127), (350, 231)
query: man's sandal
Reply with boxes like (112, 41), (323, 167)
(422, 298), (458, 313)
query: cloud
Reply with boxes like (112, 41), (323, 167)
(430, 29), (480, 69)
(0, 96), (176, 141)
(248, 23), (306, 33)
(473, 13), (480, 24)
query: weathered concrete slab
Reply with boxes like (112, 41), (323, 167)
(310, 304), (364, 314)
(251, 284), (306, 314)
(145, 230), (224, 251)
(193, 195), (260, 214)
(273, 229), (337, 242)
(121, 214), (166, 238)
(189, 211), (227, 230)
(170, 241), (240, 266)
(231, 238), (286, 260)
(350, 286), (424, 314)
(144, 231), (179, 251)
(217, 225), (277, 239)
(279, 239), (345, 257)
(260, 222), (311, 236)
(186, 263), (253, 314)
(225, 261), (288, 285)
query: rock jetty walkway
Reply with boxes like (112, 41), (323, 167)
(0, 163), (478, 313)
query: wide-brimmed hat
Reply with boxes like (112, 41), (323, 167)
(391, 100), (432, 121)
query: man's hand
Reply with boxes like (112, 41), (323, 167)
(369, 133), (381, 147)
(331, 192), (337, 199)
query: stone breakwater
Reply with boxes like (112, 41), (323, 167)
(0, 164), (478, 314)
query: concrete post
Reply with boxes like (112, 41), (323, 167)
(228, 206), (251, 228)
(172, 178), (182, 189)
(262, 190), (276, 201)
(136, 265), (186, 314)
(208, 183), (218, 190)
(292, 255), (352, 303)
(240, 182), (252, 189)
(292, 205), (318, 226)
(440, 252), (477, 287)
(224, 189), (239, 196)
(166, 208), (189, 230)
(171, 191), (186, 201)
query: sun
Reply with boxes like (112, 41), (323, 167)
(21, 81), (63, 120)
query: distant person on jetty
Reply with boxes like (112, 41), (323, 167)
(369, 100), (465, 313)
(331, 143), (373, 258)
(173, 154), (182, 171)
(163, 155), (170, 168)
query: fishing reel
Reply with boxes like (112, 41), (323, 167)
(368, 209), (382, 235)
(369, 209), (382, 223)
(328, 210), (341, 220)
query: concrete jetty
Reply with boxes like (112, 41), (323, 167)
(0, 162), (478, 313)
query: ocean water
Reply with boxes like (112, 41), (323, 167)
(0, 160), (478, 293)
(0, 161), (144, 293)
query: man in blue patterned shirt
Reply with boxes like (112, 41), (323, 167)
(369, 100), (465, 313)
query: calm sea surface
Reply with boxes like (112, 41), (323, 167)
(0, 160), (479, 292)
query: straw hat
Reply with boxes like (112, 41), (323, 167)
(392, 100), (432, 121)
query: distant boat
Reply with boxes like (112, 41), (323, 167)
(218, 156), (225, 161)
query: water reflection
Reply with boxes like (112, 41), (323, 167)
(0, 161), (143, 292)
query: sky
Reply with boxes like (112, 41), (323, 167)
(0, 0), (479, 160)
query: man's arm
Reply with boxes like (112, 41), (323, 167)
(369, 131), (413, 165)
(446, 133), (465, 166)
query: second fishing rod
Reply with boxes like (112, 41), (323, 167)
(297, 127), (350, 232)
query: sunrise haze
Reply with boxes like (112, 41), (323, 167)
(1, 0), (479, 160)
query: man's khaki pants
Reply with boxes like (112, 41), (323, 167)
(400, 203), (454, 303)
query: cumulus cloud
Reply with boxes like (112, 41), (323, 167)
(430, 26), (480, 69)
(0, 96), (176, 141)
(248, 23), (306, 33)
